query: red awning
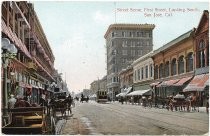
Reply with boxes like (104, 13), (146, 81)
(157, 79), (180, 87)
(183, 74), (209, 92)
(173, 76), (193, 86)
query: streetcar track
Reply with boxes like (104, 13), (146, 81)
(91, 102), (208, 134)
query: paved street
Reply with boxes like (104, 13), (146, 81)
(61, 101), (209, 135)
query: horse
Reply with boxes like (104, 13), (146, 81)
(190, 95), (200, 112)
(65, 97), (73, 115)
(147, 96), (153, 108)
(168, 97), (190, 112)
(50, 99), (67, 118)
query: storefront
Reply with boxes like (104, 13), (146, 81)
(183, 74), (209, 106)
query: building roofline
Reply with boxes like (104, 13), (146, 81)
(195, 10), (209, 35)
(152, 28), (195, 57)
(104, 23), (155, 39)
(132, 51), (154, 66)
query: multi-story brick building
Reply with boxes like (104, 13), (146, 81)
(104, 24), (155, 100)
(1, 1), (55, 124)
(184, 10), (209, 106)
(151, 29), (195, 99)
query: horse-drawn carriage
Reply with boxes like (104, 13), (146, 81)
(50, 93), (73, 117)
(167, 94), (190, 111)
(2, 107), (47, 134)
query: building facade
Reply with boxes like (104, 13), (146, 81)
(132, 51), (154, 92)
(151, 29), (195, 98)
(1, 1), (55, 124)
(104, 24), (155, 100)
(183, 10), (209, 106)
(119, 66), (133, 91)
(90, 76), (107, 95)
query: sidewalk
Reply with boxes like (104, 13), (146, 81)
(112, 101), (208, 113)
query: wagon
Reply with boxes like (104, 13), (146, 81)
(2, 107), (47, 134)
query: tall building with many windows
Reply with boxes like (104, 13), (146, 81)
(104, 24), (155, 100)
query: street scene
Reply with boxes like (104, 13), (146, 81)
(61, 101), (209, 135)
(1, 1), (209, 135)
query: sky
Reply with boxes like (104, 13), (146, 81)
(33, 1), (208, 92)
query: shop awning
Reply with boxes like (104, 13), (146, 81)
(116, 92), (125, 97)
(116, 87), (133, 97)
(127, 89), (151, 96)
(173, 76), (193, 86)
(183, 74), (209, 92)
(157, 79), (180, 87)
(150, 82), (160, 87)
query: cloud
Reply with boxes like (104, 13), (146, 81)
(93, 10), (112, 24)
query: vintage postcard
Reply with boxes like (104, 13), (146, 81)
(1, 0), (209, 135)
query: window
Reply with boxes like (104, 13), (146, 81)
(145, 65), (148, 78)
(178, 56), (184, 74)
(122, 31), (125, 37)
(137, 50), (142, 56)
(122, 50), (127, 55)
(122, 41), (127, 47)
(146, 41), (150, 46)
(150, 64), (153, 77)
(137, 32), (140, 37)
(131, 50), (135, 56)
(112, 41), (114, 47)
(138, 69), (141, 80)
(112, 50), (117, 55)
(165, 61), (169, 77)
(186, 52), (193, 72)
(112, 58), (116, 64)
(134, 70), (137, 81)
(129, 32), (132, 37)
(198, 40), (205, 68)
(141, 67), (144, 79)
(171, 58), (177, 76)
(154, 65), (158, 79)
(122, 58), (126, 63)
(159, 63), (164, 78)
(113, 77), (117, 82)
(131, 41), (135, 47)
(112, 32), (114, 37)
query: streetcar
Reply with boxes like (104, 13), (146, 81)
(96, 90), (108, 103)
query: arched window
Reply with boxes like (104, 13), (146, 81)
(159, 63), (164, 78)
(154, 65), (158, 79)
(186, 52), (193, 72)
(171, 58), (177, 76)
(178, 56), (184, 74)
(165, 61), (169, 77)
(198, 40), (205, 68)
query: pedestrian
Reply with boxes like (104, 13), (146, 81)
(121, 96), (124, 104)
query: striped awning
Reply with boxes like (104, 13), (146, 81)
(183, 74), (209, 92)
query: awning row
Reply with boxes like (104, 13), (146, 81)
(150, 74), (209, 92)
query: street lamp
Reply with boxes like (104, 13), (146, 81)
(1, 38), (17, 125)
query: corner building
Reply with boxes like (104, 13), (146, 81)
(104, 24), (155, 100)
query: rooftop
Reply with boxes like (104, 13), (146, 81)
(104, 23), (155, 38)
